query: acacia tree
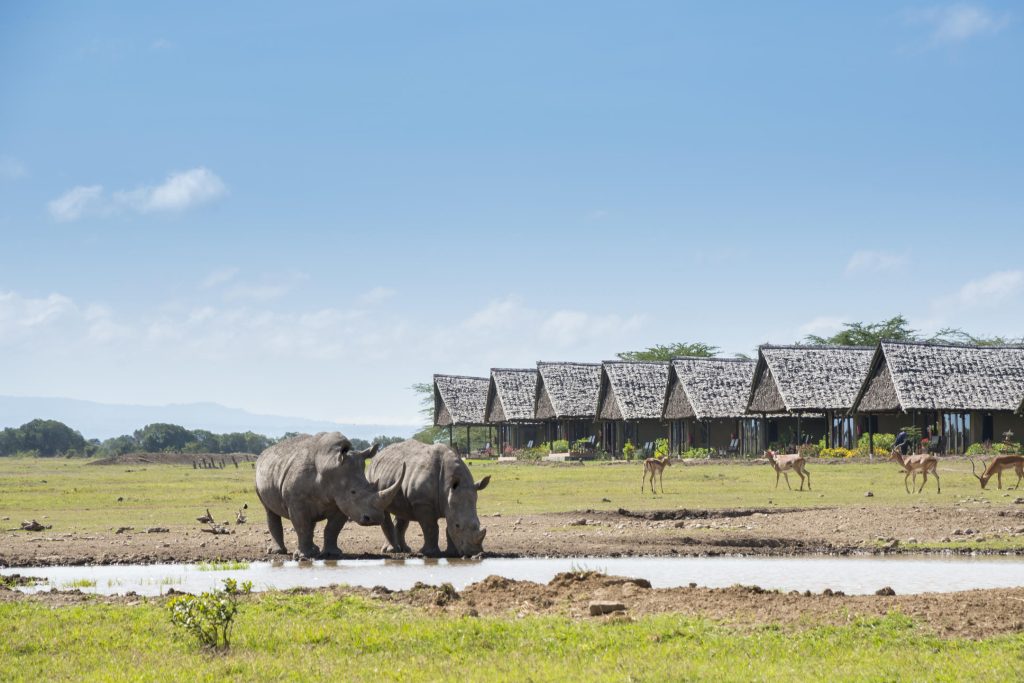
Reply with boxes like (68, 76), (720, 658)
(616, 342), (718, 361)
(803, 314), (1022, 346)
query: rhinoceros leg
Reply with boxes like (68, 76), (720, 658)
(320, 512), (347, 559)
(416, 512), (443, 558)
(290, 513), (321, 559)
(265, 508), (289, 555)
(394, 517), (413, 553)
(380, 513), (408, 553)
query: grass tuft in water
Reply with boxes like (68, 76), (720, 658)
(196, 561), (250, 572)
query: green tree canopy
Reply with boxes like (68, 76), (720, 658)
(803, 314), (1022, 347)
(616, 342), (718, 361)
(0, 419), (87, 456)
(133, 423), (198, 452)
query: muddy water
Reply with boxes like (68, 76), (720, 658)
(4, 555), (1023, 597)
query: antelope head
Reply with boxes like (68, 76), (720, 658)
(969, 458), (991, 489)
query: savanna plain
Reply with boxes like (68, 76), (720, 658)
(2, 455), (1023, 681)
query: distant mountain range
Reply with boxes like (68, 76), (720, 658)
(0, 396), (419, 442)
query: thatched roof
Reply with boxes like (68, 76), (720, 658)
(535, 362), (602, 420)
(485, 368), (539, 423)
(746, 345), (874, 414)
(853, 340), (1024, 414)
(664, 357), (756, 420)
(598, 361), (670, 421)
(433, 374), (489, 426)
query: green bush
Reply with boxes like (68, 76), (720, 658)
(549, 439), (569, 453)
(797, 444), (819, 459)
(995, 441), (1021, 454)
(622, 441), (637, 461)
(515, 447), (547, 461)
(820, 447), (857, 459)
(679, 447), (713, 459)
(654, 438), (670, 458)
(857, 432), (895, 456)
(166, 578), (252, 651)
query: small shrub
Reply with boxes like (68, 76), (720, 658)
(549, 439), (569, 453)
(965, 442), (988, 456)
(621, 440), (637, 461)
(515, 447), (547, 461)
(167, 578), (253, 651)
(857, 433), (895, 456)
(820, 447), (857, 459)
(653, 438), (670, 459)
(995, 441), (1021, 455)
(679, 447), (714, 459)
(796, 444), (819, 459)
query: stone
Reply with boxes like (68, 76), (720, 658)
(146, 527), (169, 534)
(875, 586), (896, 596)
(589, 601), (626, 616)
(864, 491), (874, 497)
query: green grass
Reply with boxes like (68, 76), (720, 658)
(196, 561), (250, 571)
(0, 593), (1021, 682)
(61, 578), (96, 589)
(0, 456), (1019, 535)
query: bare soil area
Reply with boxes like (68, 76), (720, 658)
(2, 504), (1023, 567)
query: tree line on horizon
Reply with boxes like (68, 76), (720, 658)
(0, 420), (406, 458)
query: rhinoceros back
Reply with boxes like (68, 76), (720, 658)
(255, 433), (336, 517)
(368, 440), (455, 519)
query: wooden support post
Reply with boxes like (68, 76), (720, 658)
(797, 414), (802, 449)
(868, 414), (874, 462)
(466, 425), (471, 456)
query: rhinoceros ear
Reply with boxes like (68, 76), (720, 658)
(352, 443), (380, 460)
(475, 475), (491, 491)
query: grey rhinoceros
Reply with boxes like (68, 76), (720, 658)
(255, 432), (404, 559)
(367, 439), (490, 557)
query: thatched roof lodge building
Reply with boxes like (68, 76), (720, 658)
(851, 341), (1024, 453)
(534, 361), (602, 446)
(663, 357), (758, 455)
(597, 360), (670, 454)
(746, 345), (874, 448)
(485, 368), (541, 451)
(433, 374), (489, 451)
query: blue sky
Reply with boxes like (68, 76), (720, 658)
(1, 2), (1022, 426)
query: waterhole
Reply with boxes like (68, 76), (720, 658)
(4, 555), (1022, 597)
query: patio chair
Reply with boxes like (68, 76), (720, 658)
(726, 437), (739, 455)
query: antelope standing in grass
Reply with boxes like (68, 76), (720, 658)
(764, 450), (810, 491)
(641, 457), (671, 494)
(969, 455), (1024, 490)
(889, 448), (940, 494)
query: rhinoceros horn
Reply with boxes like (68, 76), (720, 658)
(474, 528), (487, 545)
(374, 463), (406, 510)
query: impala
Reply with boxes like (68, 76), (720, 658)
(764, 450), (810, 491)
(889, 449), (940, 494)
(641, 457), (671, 494)
(969, 454), (1024, 490)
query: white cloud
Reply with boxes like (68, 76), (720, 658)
(114, 167), (226, 213)
(0, 155), (27, 180)
(201, 266), (240, 289)
(941, 270), (1024, 309)
(358, 287), (397, 305)
(48, 167), (226, 222)
(797, 315), (847, 339)
(845, 250), (907, 275)
(48, 185), (104, 222)
(0, 291), (132, 345)
(908, 4), (1010, 44)
(223, 283), (292, 302)
(151, 38), (174, 50)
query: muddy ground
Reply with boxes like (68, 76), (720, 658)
(4, 571), (1023, 640)
(3, 503), (1024, 567)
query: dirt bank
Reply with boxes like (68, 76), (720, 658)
(2, 504), (1023, 567)
(3, 572), (1023, 640)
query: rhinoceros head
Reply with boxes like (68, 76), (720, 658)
(318, 436), (404, 526)
(445, 471), (490, 557)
